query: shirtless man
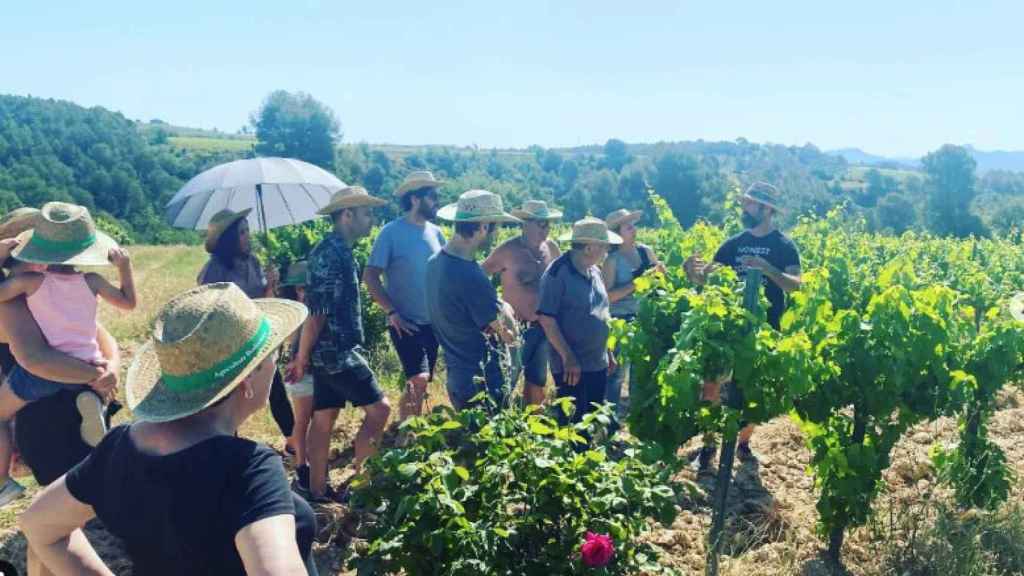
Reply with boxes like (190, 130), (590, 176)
(482, 200), (562, 405)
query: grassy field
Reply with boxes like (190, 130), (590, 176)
(167, 135), (256, 153)
(845, 165), (923, 184)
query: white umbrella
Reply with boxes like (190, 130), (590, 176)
(166, 157), (347, 233)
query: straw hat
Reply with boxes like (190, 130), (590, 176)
(558, 217), (623, 245)
(12, 202), (118, 266)
(741, 182), (783, 212)
(437, 190), (521, 223)
(316, 186), (387, 216)
(395, 170), (444, 197)
(204, 208), (252, 253)
(1009, 293), (1024, 323)
(604, 208), (643, 230)
(0, 207), (40, 240)
(126, 283), (308, 423)
(511, 200), (563, 221)
(281, 260), (309, 287)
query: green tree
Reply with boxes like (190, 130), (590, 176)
(251, 90), (340, 169)
(603, 138), (630, 172)
(923, 145), (985, 237)
(875, 193), (916, 233)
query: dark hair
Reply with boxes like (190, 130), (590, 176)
(1, 257), (14, 271)
(400, 187), (437, 212)
(279, 284), (300, 301)
(455, 221), (484, 239)
(212, 218), (245, 270)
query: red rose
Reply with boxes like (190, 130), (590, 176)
(580, 531), (614, 567)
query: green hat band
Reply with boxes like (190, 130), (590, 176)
(27, 233), (96, 254)
(162, 317), (271, 393)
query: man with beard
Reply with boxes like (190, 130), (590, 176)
(684, 182), (802, 470)
(426, 190), (520, 410)
(364, 171), (446, 422)
(482, 200), (562, 405)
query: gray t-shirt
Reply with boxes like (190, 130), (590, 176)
(537, 253), (611, 373)
(367, 218), (446, 325)
(425, 251), (499, 369)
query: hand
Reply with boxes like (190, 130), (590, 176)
(107, 248), (131, 268)
(285, 355), (307, 384)
(0, 238), (19, 260)
(684, 254), (713, 285)
(265, 265), (279, 288)
(562, 353), (581, 387)
(607, 351), (618, 376)
(388, 312), (420, 337)
(89, 364), (118, 397)
(739, 255), (774, 274)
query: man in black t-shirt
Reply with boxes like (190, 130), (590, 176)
(684, 182), (802, 470)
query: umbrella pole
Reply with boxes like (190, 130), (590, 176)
(256, 183), (269, 235)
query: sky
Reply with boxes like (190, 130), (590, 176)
(1, 1), (1021, 157)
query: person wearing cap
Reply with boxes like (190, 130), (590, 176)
(426, 190), (520, 410)
(0, 202), (137, 505)
(278, 260), (314, 470)
(601, 208), (665, 432)
(684, 181), (802, 469)
(537, 217), (621, 426)
(197, 208), (295, 457)
(20, 283), (319, 576)
(364, 171), (446, 422)
(287, 186), (391, 503)
(482, 200), (563, 406)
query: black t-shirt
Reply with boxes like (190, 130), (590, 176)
(714, 229), (801, 329)
(15, 388), (92, 486)
(65, 426), (311, 576)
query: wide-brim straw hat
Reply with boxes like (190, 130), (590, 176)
(1009, 293), (1024, 323)
(437, 189), (521, 223)
(741, 181), (783, 212)
(281, 260), (309, 287)
(0, 207), (41, 241)
(395, 170), (444, 197)
(511, 200), (563, 221)
(558, 217), (623, 245)
(11, 202), (118, 266)
(605, 208), (643, 230)
(205, 208), (252, 253)
(316, 186), (387, 215)
(126, 283), (308, 423)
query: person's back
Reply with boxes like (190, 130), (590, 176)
(26, 271), (101, 363)
(65, 425), (315, 576)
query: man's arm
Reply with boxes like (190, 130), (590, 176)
(537, 315), (580, 386)
(285, 315), (326, 384)
(481, 244), (506, 276)
(20, 476), (114, 576)
(740, 257), (802, 293)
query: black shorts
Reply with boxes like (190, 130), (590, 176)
(388, 324), (439, 380)
(15, 389), (92, 486)
(313, 363), (383, 411)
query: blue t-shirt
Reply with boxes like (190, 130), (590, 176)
(425, 251), (500, 370)
(537, 253), (611, 373)
(367, 218), (446, 325)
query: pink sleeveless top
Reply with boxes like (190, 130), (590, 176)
(26, 272), (102, 363)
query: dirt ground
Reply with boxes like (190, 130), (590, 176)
(2, 378), (1021, 575)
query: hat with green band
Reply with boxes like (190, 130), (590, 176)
(0, 207), (41, 241)
(11, 202), (119, 266)
(436, 189), (521, 223)
(126, 282), (308, 423)
(281, 260), (309, 287)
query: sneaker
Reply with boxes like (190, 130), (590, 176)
(291, 465), (312, 499)
(737, 442), (757, 463)
(77, 391), (107, 447)
(0, 477), (25, 507)
(687, 445), (716, 474)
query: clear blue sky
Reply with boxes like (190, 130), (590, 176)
(2, 1), (1021, 157)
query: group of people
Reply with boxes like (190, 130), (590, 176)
(0, 172), (801, 575)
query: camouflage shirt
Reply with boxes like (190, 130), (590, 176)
(306, 234), (366, 373)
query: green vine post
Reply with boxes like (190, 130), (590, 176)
(706, 270), (762, 576)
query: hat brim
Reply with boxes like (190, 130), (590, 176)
(741, 194), (783, 213)
(126, 299), (308, 423)
(280, 276), (307, 287)
(436, 203), (522, 223)
(0, 209), (41, 241)
(205, 208), (253, 253)
(1009, 293), (1024, 323)
(606, 210), (643, 229)
(11, 229), (120, 267)
(316, 196), (387, 215)
(395, 179), (444, 197)
(557, 230), (624, 245)
(511, 209), (563, 221)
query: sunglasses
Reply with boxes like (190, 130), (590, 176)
(527, 220), (551, 229)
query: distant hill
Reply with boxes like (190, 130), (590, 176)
(828, 146), (1024, 174)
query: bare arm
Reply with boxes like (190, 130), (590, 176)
(235, 515), (308, 576)
(20, 476), (115, 576)
(481, 245), (506, 276)
(0, 272), (41, 303)
(285, 315), (326, 383)
(0, 300), (104, 383)
(740, 256), (802, 293)
(601, 258), (634, 304)
(362, 266), (395, 313)
(537, 314), (580, 386)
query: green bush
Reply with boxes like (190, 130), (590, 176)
(350, 402), (681, 575)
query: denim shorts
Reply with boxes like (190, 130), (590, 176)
(444, 354), (510, 411)
(8, 365), (65, 402)
(285, 375), (315, 399)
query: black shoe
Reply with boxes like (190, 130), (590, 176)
(737, 442), (757, 463)
(104, 400), (123, 428)
(688, 445), (716, 473)
(291, 465), (312, 499)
